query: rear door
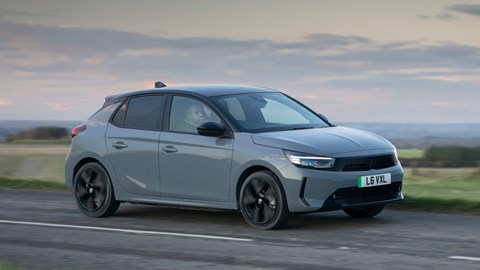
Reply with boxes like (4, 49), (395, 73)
(105, 94), (165, 196)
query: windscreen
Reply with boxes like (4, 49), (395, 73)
(213, 92), (328, 133)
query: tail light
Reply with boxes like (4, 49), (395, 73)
(71, 124), (86, 138)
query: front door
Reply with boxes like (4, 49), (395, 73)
(159, 96), (233, 202)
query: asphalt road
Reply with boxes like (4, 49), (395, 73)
(1, 188), (479, 270)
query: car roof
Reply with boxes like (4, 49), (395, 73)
(105, 84), (278, 105)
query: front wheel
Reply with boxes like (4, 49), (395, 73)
(343, 205), (385, 218)
(239, 171), (289, 230)
(73, 162), (120, 217)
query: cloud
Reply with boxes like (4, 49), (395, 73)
(48, 102), (72, 111)
(2, 21), (479, 86)
(449, 4), (480, 17)
(418, 13), (457, 21)
(271, 34), (371, 52)
(0, 9), (70, 19)
(418, 74), (480, 83)
(0, 20), (479, 78)
(0, 21), (380, 85)
(1, 21), (480, 122)
(419, 4), (480, 21)
(0, 98), (13, 106)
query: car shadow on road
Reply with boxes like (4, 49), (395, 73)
(112, 203), (396, 232)
(286, 211), (394, 230)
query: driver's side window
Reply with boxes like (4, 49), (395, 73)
(169, 96), (221, 134)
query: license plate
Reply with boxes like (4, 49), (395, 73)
(358, 173), (391, 188)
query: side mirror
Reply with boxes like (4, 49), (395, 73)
(197, 122), (228, 137)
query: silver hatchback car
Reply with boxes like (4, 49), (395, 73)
(65, 83), (403, 229)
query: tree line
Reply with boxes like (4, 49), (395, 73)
(402, 146), (480, 167)
(5, 126), (68, 142)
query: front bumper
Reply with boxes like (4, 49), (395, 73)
(316, 182), (403, 211)
(279, 163), (404, 213)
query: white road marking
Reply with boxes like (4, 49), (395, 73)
(449, 256), (480, 262)
(0, 200), (71, 206)
(0, 219), (253, 242)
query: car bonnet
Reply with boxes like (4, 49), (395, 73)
(251, 126), (394, 156)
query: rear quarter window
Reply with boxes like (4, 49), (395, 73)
(111, 101), (128, 126)
(88, 102), (121, 126)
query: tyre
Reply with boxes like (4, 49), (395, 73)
(73, 162), (120, 217)
(343, 204), (385, 218)
(239, 171), (289, 230)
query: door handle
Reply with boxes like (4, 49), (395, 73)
(162, 145), (178, 153)
(112, 142), (128, 149)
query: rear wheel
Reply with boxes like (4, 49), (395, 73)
(73, 162), (119, 217)
(343, 205), (385, 218)
(239, 171), (289, 230)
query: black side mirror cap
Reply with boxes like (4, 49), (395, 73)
(197, 122), (230, 137)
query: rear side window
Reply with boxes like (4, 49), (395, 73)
(111, 95), (165, 130)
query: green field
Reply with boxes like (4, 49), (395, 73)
(6, 139), (71, 145)
(397, 149), (424, 159)
(0, 155), (66, 180)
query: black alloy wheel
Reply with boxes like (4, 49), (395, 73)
(74, 162), (119, 217)
(239, 171), (289, 230)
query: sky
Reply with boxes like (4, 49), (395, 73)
(0, 0), (479, 123)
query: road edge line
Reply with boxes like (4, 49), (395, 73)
(0, 219), (253, 242)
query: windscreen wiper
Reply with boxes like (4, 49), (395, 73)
(291, 126), (314, 130)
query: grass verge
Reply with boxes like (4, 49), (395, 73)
(0, 262), (26, 270)
(387, 195), (480, 215)
(384, 167), (480, 214)
(0, 176), (66, 191)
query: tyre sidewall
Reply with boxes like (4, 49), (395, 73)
(239, 171), (288, 230)
(73, 162), (116, 218)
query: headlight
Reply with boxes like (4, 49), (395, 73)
(284, 150), (335, 169)
(392, 147), (399, 162)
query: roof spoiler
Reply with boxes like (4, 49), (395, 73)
(101, 81), (166, 107)
(104, 95), (116, 104)
(155, 81), (166, 88)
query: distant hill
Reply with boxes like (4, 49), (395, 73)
(5, 126), (69, 142)
(339, 123), (480, 139)
(339, 122), (480, 149)
(388, 137), (480, 149)
(0, 120), (82, 142)
(1, 120), (479, 148)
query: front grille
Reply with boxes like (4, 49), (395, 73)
(319, 182), (403, 211)
(330, 182), (402, 202)
(330, 154), (397, 172)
